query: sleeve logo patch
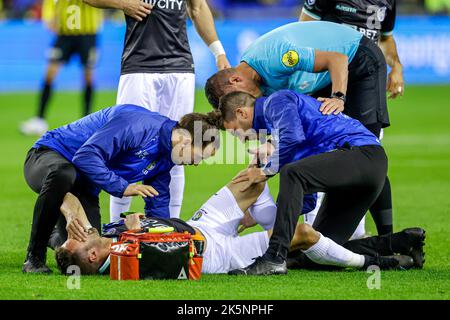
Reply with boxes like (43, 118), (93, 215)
(282, 50), (299, 67)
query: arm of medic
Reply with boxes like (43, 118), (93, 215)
(234, 93), (317, 233)
(60, 192), (146, 241)
(72, 116), (159, 199)
(250, 38), (349, 115)
(232, 92), (307, 190)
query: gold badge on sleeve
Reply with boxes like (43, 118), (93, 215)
(282, 50), (299, 67)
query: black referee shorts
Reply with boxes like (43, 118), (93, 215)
(313, 36), (389, 129)
(48, 34), (98, 68)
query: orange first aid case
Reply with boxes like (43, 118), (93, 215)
(110, 230), (204, 281)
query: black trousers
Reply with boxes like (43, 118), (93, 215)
(23, 147), (100, 259)
(267, 145), (388, 260)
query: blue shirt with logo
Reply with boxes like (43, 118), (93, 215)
(241, 21), (363, 95)
(33, 105), (177, 218)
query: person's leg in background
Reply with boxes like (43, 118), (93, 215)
(20, 35), (71, 136)
(23, 148), (77, 273)
(159, 73), (196, 218)
(19, 62), (60, 136)
(82, 66), (94, 116)
(364, 123), (394, 236)
(80, 34), (98, 116)
(109, 73), (159, 222)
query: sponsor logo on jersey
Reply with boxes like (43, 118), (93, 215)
(335, 4), (357, 14)
(142, 161), (157, 175)
(135, 150), (149, 159)
(377, 6), (387, 22)
(306, 0), (316, 6)
(282, 50), (299, 68)
(143, 0), (184, 11)
(191, 208), (207, 221)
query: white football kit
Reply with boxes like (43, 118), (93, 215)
(188, 186), (270, 274)
(110, 73), (196, 222)
(187, 184), (365, 274)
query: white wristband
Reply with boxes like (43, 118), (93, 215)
(208, 40), (226, 61)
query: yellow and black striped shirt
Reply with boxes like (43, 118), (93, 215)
(42, 0), (103, 36)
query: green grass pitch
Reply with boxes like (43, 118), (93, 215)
(0, 86), (449, 300)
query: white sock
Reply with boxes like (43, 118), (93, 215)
(169, 165), (185, 218)
(350, 216), (366, 240)
(303, 192), (324, 225)
(110, 194), (132, 222)
(302, 233), (365, 268)
(248, 183), (277, 230)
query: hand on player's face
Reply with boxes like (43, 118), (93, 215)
(66, 218), (88, 242)
(123, 0), (152, 22)
(318, 97), (345, 115)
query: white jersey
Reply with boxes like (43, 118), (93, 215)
(188, 187), (269, 274)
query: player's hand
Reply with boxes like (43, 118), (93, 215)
(121, 0), (152, 22)
(123, 184), (159, 198)
(125, 213), (144, 230)
(66, 218), (88, 242)
(238, 211), (257, 234)
(318, 97), (345, 115)
(248, 142), (274, 167)
(387, 65), (404, 99)
(216, 54), (231, 70)
(232, 168), (268, 192)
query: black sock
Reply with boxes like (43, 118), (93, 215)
(84, 84), (93, 116)
(38, 82), (52, 119)
(370, 177), (393, 235)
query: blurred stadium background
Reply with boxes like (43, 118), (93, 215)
(0, 0), (449, 299)
(1, 0), (450, 91)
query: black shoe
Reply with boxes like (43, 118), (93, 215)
(228, 256), (287, 276)
(397, 228), (426, 269)
(22, 254), (52, 274)
(364, 254), (414, 270)
(286, 249), (304, 269)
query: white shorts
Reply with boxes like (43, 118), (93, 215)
(116, 72), (195, 121)
(188, 187), (270, 274)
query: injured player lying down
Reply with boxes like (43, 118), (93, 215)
(55, 179), (425, 275)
